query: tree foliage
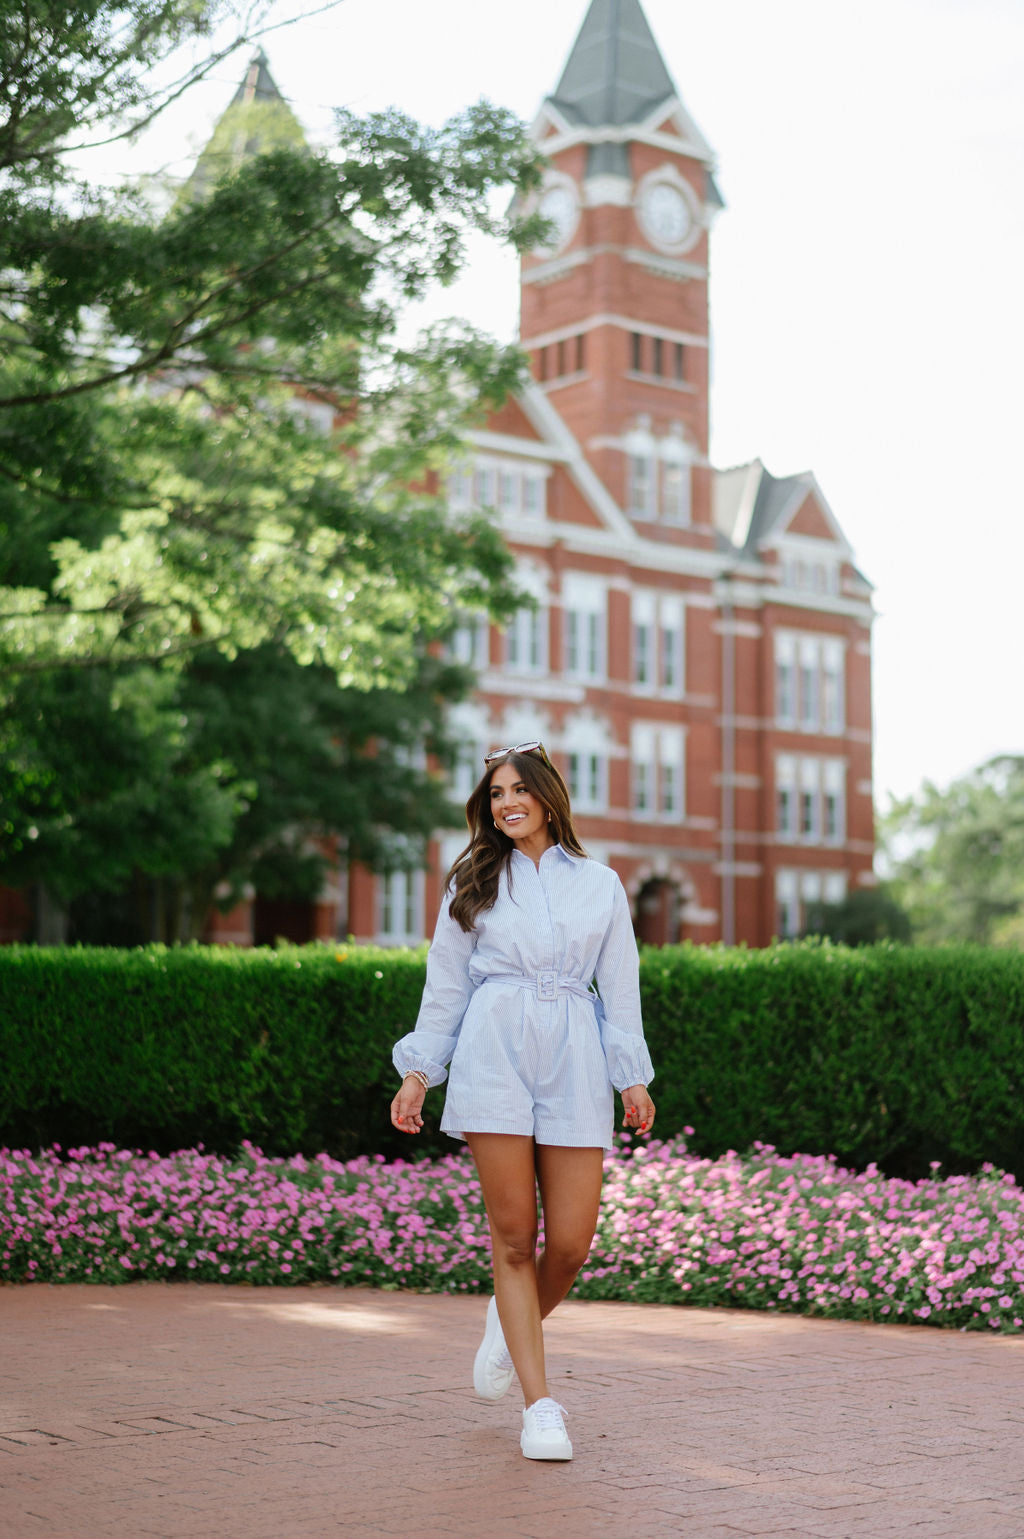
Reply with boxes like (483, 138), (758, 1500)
(881, 755), (1024, 945)
(0, 0), (546, 935)
(803, 887), (911, 946)
(0, 1), (546, 682)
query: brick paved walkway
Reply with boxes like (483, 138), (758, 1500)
(2, 1286), (1023, 1539)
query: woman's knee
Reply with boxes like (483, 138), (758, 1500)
(491, 1226), (539, 1269)
(542, 1235), (593, 1276)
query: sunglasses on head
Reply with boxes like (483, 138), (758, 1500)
(483, 740), (552, 767)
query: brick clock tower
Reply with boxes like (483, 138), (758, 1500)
(521, 0), (720, 547)
(343, 0), (876, 952)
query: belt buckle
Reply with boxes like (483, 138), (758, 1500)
(537, 969), (557, 1001)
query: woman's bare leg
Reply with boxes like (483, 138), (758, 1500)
(466, 1133), (547, 1406)
(534, 1144), (604, 1319)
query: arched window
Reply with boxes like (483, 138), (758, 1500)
(660, 427), (692, 525)
(625, 418), (656, 520)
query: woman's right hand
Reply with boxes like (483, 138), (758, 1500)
(391, 1075), (427, 1134)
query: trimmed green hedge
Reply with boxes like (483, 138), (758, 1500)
(1, 940), (1023, 1177)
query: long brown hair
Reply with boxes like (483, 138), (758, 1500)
(446, 750), (588, 932)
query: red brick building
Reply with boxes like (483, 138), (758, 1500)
(341, 0), (874, 950)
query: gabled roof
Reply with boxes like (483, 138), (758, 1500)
(713, 460), (855, 561)
(548, 0), (679, 131)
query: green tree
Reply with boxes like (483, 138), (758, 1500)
(0, 1), (545, 683)
(803, 886), (912, 946)
(880, 756), (1024, 945)
(1, 644), (473, 942)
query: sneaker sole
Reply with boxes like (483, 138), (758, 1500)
(521, 1433), (573, 1461)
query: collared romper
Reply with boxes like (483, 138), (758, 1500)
(392, 844), (654, 1149)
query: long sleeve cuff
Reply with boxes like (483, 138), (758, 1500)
(393, 1036), (450, 1090)
(602, 1030), (655, 1093)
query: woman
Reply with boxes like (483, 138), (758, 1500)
(391, 741), (655, 1462)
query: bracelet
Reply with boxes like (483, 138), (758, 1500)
(403, 1068), (429, 1090)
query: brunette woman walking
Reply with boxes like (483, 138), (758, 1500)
(391, 742), (655, 1462)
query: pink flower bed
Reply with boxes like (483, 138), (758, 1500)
(1, 1137), (1021, 1332)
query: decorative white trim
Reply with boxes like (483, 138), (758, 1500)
(625, 858), (696, 900)
(539, 370), (590, 392)
(625, 247), (707, 282)
(520, 313), (708, 350)
(531, 98), (716, 170)
(583, 173), (633, 208)
(713, 619), (763, 639)
(479, 671), (585, 704)
(523, 242), (708, 287)
(713, 861), (763, 878)
(856, 870), (879, 887)
(855, 779), (874, 796)
(521, 247), (593, 287)
(466, 429), (567, 464)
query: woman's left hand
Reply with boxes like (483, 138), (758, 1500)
(621, 1084), (655, 1134)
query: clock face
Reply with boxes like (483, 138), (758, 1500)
(640, 181), (694, 251)
(536, 184), (578, 254)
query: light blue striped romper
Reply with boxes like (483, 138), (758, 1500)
(393, 844), (654, 1149)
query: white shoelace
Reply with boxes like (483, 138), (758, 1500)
(528, 1398), (568, 1430)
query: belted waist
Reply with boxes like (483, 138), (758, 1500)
(479, 971), (596, 1003)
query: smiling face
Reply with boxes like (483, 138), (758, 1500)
(489, 761), (551, 847)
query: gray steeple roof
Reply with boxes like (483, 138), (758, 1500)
(548, 0), (679, 132)
(230, 49), (284, 108)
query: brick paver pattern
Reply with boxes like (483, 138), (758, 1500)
(2, 1286), (1023, 1538)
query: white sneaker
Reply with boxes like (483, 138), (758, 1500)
(521, 1397), (572, 1461)
(473, 1296), (515, 1401)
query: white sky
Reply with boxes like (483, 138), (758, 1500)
(82, 0), (1024, 807)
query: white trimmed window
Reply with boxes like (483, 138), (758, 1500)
(450, 612), (490, 669)
(632, 591), (685, 696)
(775, 632), (846, 734)
(631, 723), (685, 819)
(775, 869), (847, 938)
(625, 419), (657, 519)
(660, 431), (692, 525)
(568, 750), (606, 812)
(522, 470), (545, 518)
(449, 458), (547, 520)
(799, 638), (818, 731)
(499, 468), (519, 516)
(776, 755), (846, 846)
(775, 634), (797, 726)
(505, 605), (546, 673)
(782, 555), (840, 596)
(659, 596), (684, 695)
(474, 465), (497, 509)
(563, 573), (607, 682)
(447, 467), (473, 512)
(378, 869), (425, 945)
(776, 754), (797, 837)
(822, 640), (845, 733)
(632, 593), (655, 686)
(628, 453), (655, 518)
(822, 759), (846, 844)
